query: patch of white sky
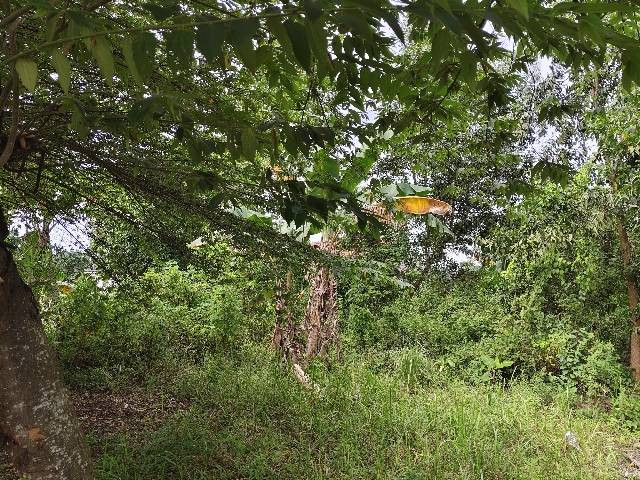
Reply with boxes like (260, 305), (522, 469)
(11, 213), (90, 252)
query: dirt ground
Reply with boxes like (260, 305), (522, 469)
(621, 445), (640, 479)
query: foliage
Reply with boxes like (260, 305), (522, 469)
(3, 0), (640, 261)
(25, 221), (639, 477)
(613, 388), (640, 431)
(11, 227), (90, 309)
(488, 166), (630, 352)
(341, 268), (630, 394)
(45, 264), (256, 387)
(4, 3), (640, 473)
(93, 346), (625, 480)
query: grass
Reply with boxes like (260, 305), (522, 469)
(90, 346), (628, 480)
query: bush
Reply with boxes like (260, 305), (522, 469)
(343, 270), (501, 352)
(613, 389), (640, 431)
(342, 270), (629, 393)
(46, 264), (249, 387)
(534, 329), (626, 396)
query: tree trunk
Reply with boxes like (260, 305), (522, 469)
(0, 210), (93, 479)
(36, 216), (51, 250)
(272, 239), (340, 368)
(616, 217), (640, 381)
(303, 265), (339, 361)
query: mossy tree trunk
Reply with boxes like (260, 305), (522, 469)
(0, 207), (93, 479)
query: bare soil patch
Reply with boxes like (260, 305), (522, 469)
(71, 390), (190, 438)
(621, 445), (640, 479)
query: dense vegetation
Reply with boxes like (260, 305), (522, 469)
(6, 196), (640, 479)
(2, 0), (640, 479)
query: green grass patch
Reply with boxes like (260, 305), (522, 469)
(93, 347), (625, 480)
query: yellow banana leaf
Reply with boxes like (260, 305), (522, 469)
(394, 196), (452, 216)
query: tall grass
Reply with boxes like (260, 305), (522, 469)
(94, 346), (623, 480)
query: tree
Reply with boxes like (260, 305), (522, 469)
(2, 0), (640, 477)
(0, 206), (92, 479)
(587, 89), (640, 379)
(484, 51), (640, 378)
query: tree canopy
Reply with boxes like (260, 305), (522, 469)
(2, 0), (640, 259)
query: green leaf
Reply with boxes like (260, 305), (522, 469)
(45, 14), (61, 41)
(26, 0), (55, 15)
(137, 33), (157, 78)
(532, 161), (570, 186)
(341, 151), (375, 192)
(303, 0), (324, 21)
(315, 156), (340, 179)
(283, 125), (298, 158)
(120, 37), (144, 87)
(426, 213), (452, 235)
(66, 10), (93, 37)
(241, 127), (257, 160)
(255, 45), (272, 68)
(507, 0), (529, 20)
(61, 97), (89, 137)
(122, 32), (157, 87)
(166, 30), (194, 68)
(432, 6), (464, 35)
(459, 50), (477, 88)
(284, 19), (311, 72)
(143, 2), (179, 20)
(230, 18), (260, 72)
(266, 13), (291, 50)
(88, 36), (115, 86)
(196, 21), (227, 63)
(381, 11), (404, 44)
(622, 50), (640, 91)
(128, 95), (166, 124)
(51, 49), (70, 93)
(552, 1), (636, 14)
(335, 12), (373, 43)
(233, 206), (273, 228)
(15, 58), (38, 91)
(429, 29), (451, 72)
(121, 37), (140, 85)
(305, 19), (331, 78)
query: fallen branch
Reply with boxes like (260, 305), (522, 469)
(292, 363), (318, 391)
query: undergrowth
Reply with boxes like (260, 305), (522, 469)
(93, 346), (628, 480)
(32, 263), (640, 479)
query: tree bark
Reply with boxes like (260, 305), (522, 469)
(303, 264), (339, 361)
(0, 209), (93, 479)
(36, 216), (51, 251)
(616, 217), (640, 381)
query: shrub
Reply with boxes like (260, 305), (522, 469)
(534, 329), (626, 396)
(613, 389), (640, 431)
(46, 264), (249, 387)
(342, 270), (629, 393)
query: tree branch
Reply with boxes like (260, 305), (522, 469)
(1, 9), (303, 66)
(0, 73), (20, 169)
(0, 6), (29, 30)
(0, 75), (14, 118)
